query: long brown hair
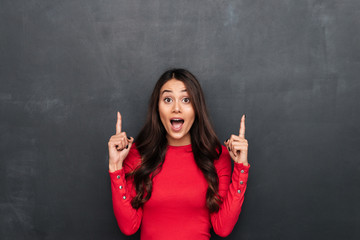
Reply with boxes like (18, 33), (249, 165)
(127, 68), (223, 213)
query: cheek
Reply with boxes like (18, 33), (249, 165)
(185, 107), (196, 124)
(158, 103), (168, 125)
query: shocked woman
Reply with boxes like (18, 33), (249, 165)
(107, 68), (250, 240)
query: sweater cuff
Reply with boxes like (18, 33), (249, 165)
(109, 168), (125, 180)
(232, 162), (250, 195)
(109, 168), (127, 200)
(233, 162), (250, 173)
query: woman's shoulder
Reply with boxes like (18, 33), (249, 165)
(128, 142), (140, 155)
(123, 142), (142, 171)
(214, 145), (231, 169)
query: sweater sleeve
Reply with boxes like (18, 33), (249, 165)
(210, 145), (250, 237)
(109, 144), (143, 235)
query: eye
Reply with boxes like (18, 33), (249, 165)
(164, 97), (172, 103)
(182, 97), (190, 103)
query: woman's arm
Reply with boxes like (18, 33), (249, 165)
(210, 148), (250, 237)
(109, 146), (143, 235)
(108, 112), (142, 235)
(211, 114), (250, 236)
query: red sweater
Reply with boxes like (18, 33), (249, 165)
(109, 143), (250, 240)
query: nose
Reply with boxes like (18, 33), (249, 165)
(172, 100), (181, 113)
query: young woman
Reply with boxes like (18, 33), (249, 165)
(108, 68), (250, 240)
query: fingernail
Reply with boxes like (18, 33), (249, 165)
(125, 145), (128, 149)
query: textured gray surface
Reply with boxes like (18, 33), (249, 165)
(1, 0), (359, 239)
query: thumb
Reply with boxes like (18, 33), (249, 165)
(224, 139), (236, 160)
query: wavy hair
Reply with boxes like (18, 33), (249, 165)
(127, 68), (223, 213)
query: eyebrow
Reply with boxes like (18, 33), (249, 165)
(161, 89), (187, 95)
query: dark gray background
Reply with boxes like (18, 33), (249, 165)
(1, 0), (359, 239)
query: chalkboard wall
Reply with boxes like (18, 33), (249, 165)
(1, 0), (359, 239)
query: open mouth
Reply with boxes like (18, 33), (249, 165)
(170, 119), (184, 131)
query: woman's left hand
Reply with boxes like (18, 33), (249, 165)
(224, 114), (249, 166)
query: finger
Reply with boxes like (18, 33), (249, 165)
(224, 139), (231, 152)
(231, 139), (248, 145)
(230, 140), (247, 155)
(225, 140), (233, 155)
(121, 135), (128, 149)
(116, 136), (126, 150)
(228, 150), (236, 160)
(108, 139), (120, 149)
(239, 114), (246, 138)
(118, 137), (134, 151)
(228, 139), (234, 153)
(127, 137), (134, 149)
(112, 133), (130, 150)
(116, 111), (122, 134)
(232, 144), (248, 152)
(232, 148), (237, 157)
(231, 142), (239, 156)
(229, 135), (242, 142)
(120, 134), (132, 150)
(114, 140), (124, 151)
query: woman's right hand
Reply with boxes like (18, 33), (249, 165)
(108, 111), (134, 172)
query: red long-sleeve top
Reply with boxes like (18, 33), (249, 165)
(109, 143), (250, 240)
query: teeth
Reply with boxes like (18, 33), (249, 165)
(170, 119), (184, 124)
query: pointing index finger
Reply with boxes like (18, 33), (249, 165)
(116, 111), (122, 134)
(239, 114), (245, 138)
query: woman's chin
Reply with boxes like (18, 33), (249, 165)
(166, 132), (191, 145)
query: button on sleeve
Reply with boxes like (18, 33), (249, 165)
(109, 168), (127, 195)
(232, 162), (250, 199)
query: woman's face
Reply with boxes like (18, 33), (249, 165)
(158, 79), (195, 146)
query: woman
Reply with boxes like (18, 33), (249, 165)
(108, 68), (250, 240)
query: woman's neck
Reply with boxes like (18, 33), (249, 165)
(166, 133), (191, 146)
